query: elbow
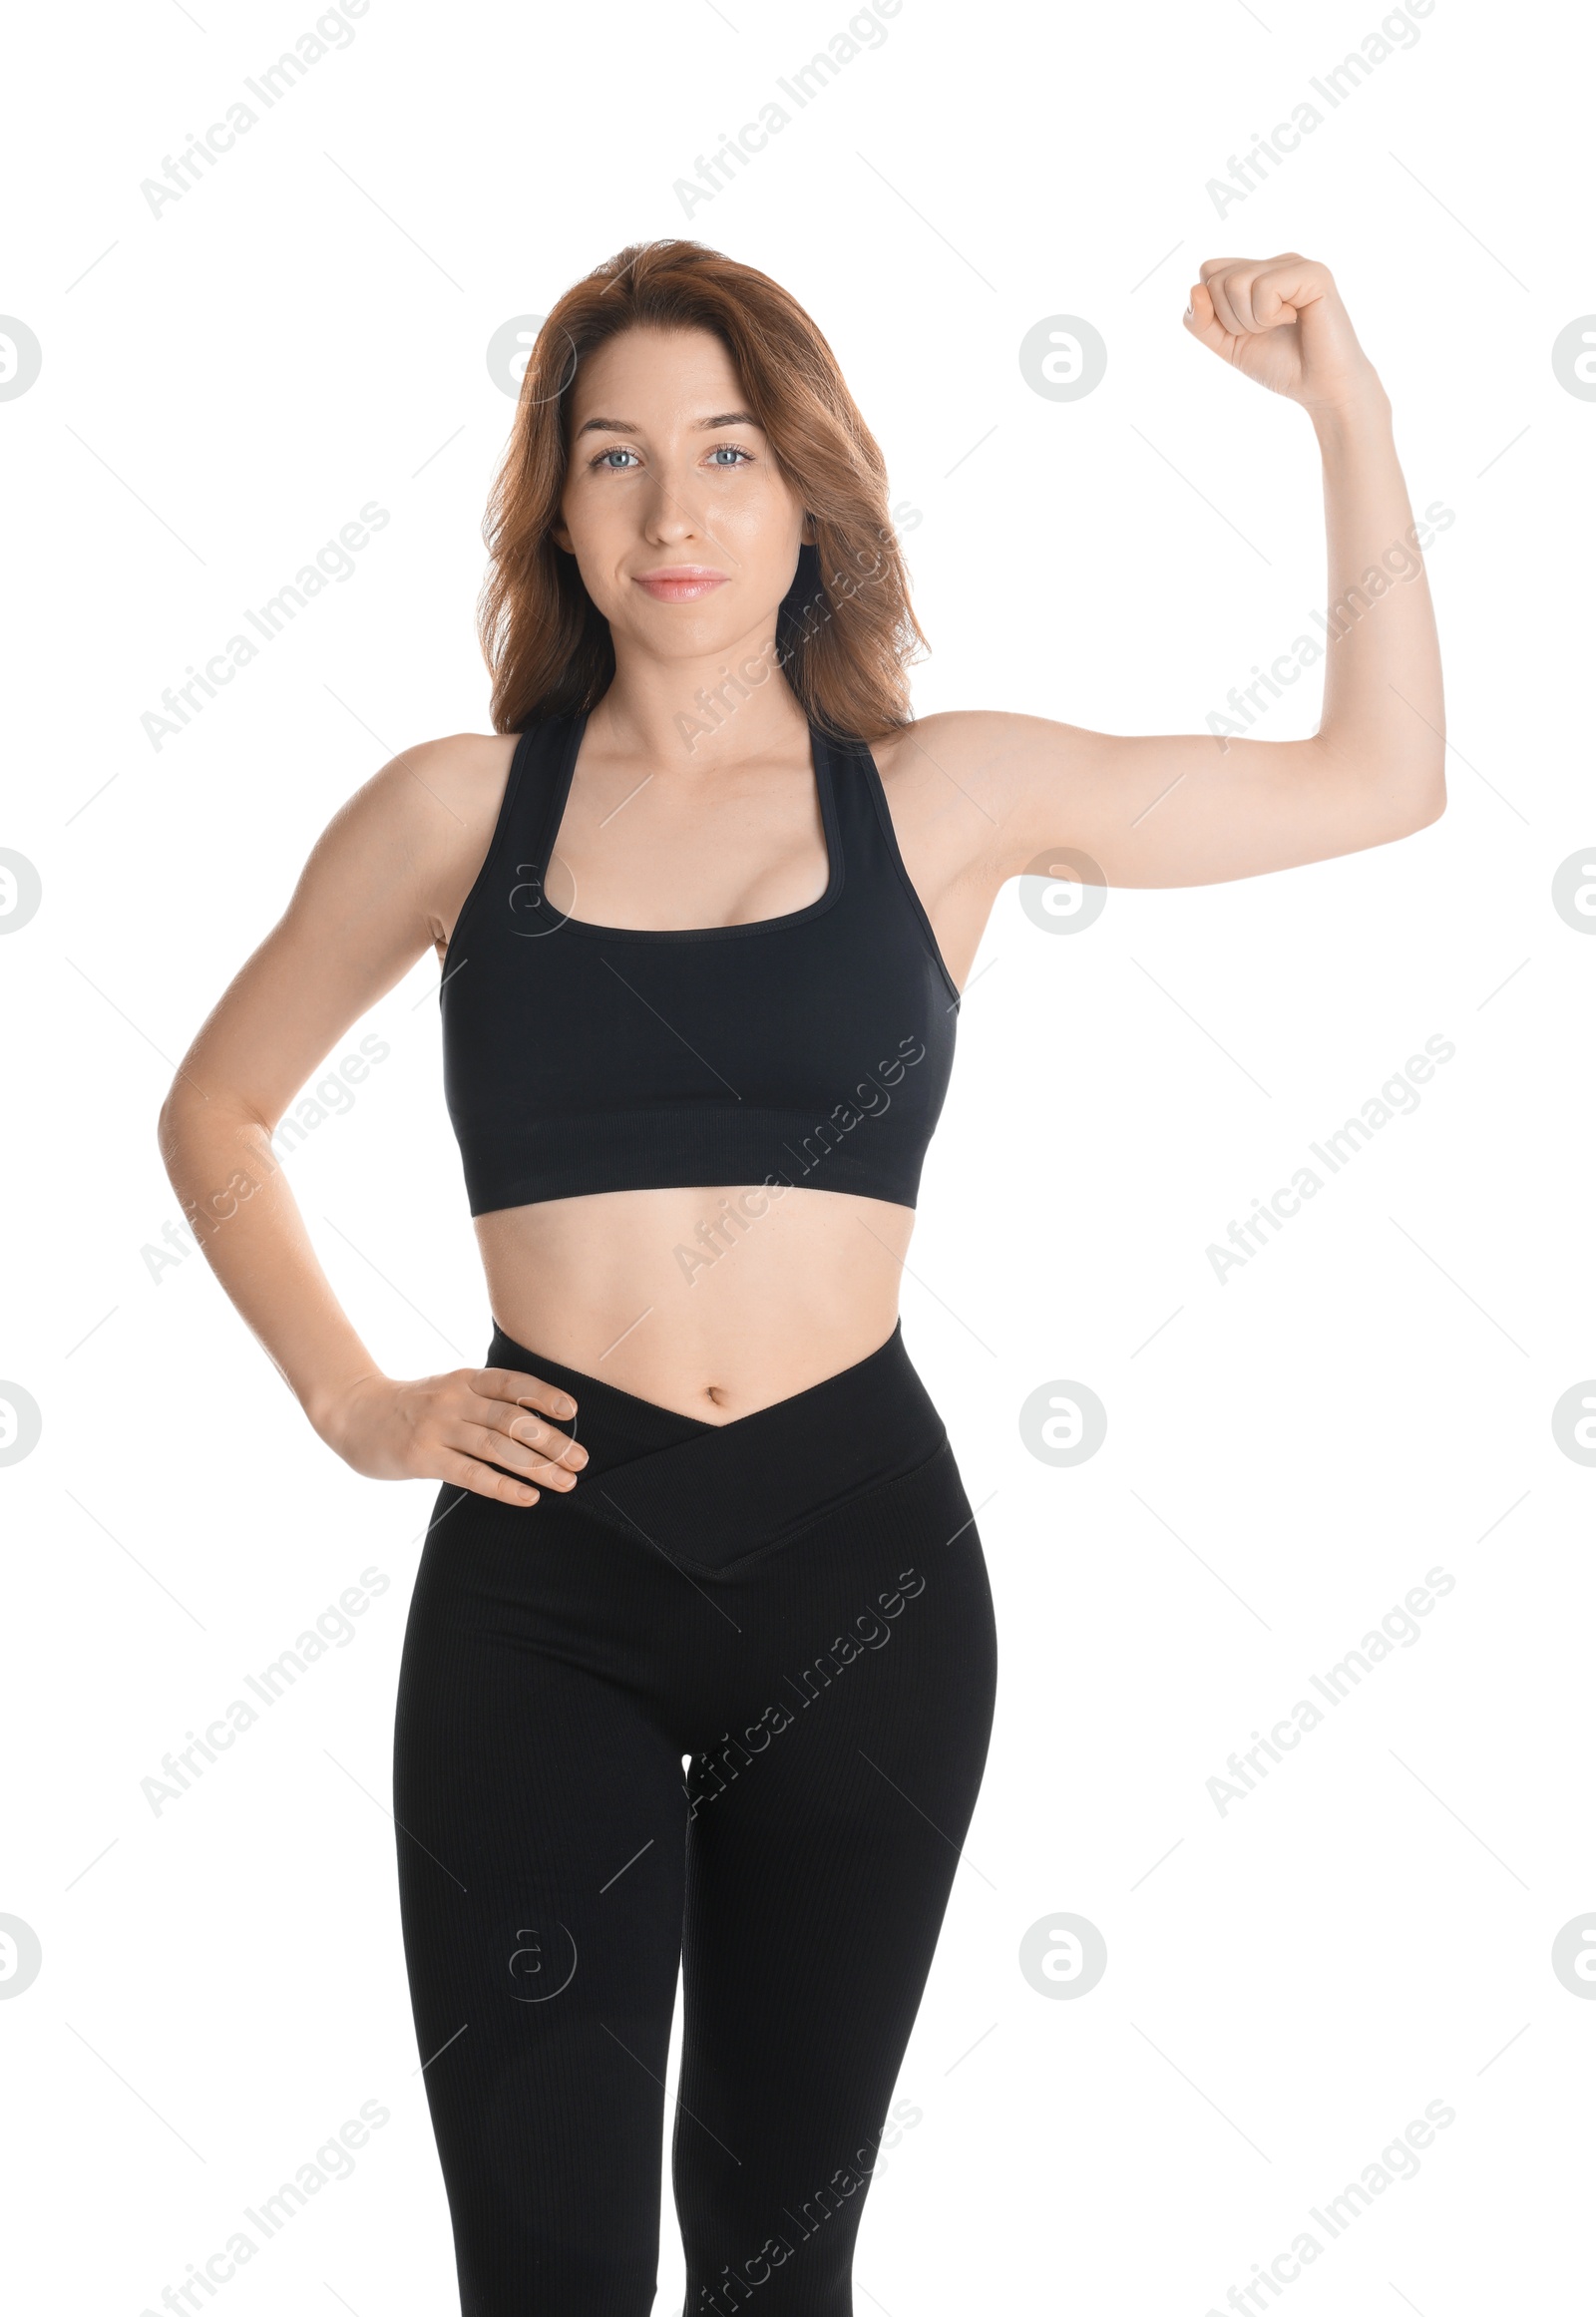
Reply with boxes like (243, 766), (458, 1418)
(1348, 745), (1447, 844)
(1315, 730), (1446, 841)
(1400, 756), (1447, 837)
(1368, 735), (1446, 842)
(1390, 759), (1454, 843)
(156, 1086), (184, 1179)
(156, 1077), (203, 1176)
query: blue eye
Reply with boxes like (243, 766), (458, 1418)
(589, 442), (752, 472)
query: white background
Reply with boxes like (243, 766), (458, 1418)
(4, 0), (1592, 2309)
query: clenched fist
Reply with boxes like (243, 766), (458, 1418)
(1184, 253), (1384, 414)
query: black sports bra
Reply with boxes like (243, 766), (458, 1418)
(439, 710), (960, 1216)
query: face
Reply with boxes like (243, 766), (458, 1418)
(551, 324), (812, 664)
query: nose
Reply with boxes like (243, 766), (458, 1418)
(640, 470), (699, 546)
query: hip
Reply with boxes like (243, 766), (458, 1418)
(399, 1318), (996, 1708)
(476, 1313), (954, 1573)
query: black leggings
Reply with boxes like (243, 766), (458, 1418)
(392, 1320), (998, 2315)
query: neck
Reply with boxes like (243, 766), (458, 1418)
(593, 622), (811, 768)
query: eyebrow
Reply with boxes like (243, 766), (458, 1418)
(574, 409), (760, 437)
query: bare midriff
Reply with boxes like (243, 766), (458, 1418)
(474, 1184), (916, 1422)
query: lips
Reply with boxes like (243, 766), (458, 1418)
(632, 568), (728, 602)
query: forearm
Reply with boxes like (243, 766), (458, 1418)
(157, 1093), (384, 1437)
(1311, 380), (1445, 798)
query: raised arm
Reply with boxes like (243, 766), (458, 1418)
(905, 253), (1445, 889)
(156, 737), (585, 1505)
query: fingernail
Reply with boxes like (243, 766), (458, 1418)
(557, 1395), (577, 1416)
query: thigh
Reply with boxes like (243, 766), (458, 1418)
(393, 1485), (689, 2317)
(672, 1449), (998, 2311)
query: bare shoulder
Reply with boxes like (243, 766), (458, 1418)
(868, 708), (1093, 885)
(159, 731), (523, 1128)
(329, 729), (520, 950)
(872, 708), (1090, 792)
(351, 728), (518, 842)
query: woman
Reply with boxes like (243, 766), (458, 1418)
(158, 238), (1443, 2314)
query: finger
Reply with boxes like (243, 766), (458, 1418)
(473, 1363), (578, 1421)
(1214, 254), (1323, 330)
(472, 1393), (589, 1469)
(1203, 268), (1252, 337)
(436, 1446), (541, 1507)
(1249, 259), (1324, 327)
(1183, 280), (1236, 355)
(1197, 256), (1252, 313)
(458, 1419), (582, 1490)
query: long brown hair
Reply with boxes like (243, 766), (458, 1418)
(477, 239), (927, 742)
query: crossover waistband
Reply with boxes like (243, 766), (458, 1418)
(482, 1318), (950, 1569)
